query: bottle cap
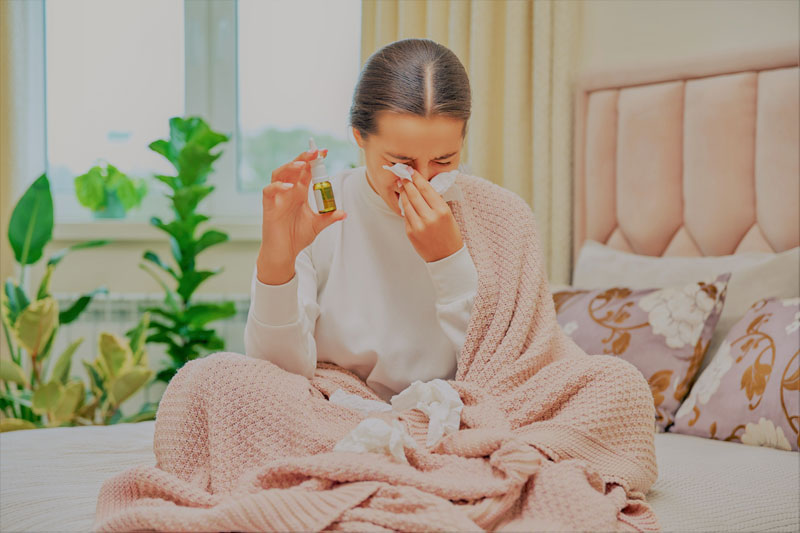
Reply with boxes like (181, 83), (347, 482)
(308, 138), (328, 182)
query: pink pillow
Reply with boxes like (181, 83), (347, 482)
(552, 272), (731, 432)
(669, 297), (800, 451)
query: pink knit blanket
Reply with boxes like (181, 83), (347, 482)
(94, 174), (660, 532)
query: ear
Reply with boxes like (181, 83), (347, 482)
(352, 127), (365, 149)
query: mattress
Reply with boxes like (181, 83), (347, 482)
(1, 421), (798, 532)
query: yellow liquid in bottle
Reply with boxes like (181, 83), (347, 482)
(313, 181), (337, 213)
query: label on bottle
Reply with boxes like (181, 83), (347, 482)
(313, 182), (336, 213)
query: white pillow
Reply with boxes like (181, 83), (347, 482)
(571, 240), (800, 373)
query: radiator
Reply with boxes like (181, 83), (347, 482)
(50, 292), (251, 419)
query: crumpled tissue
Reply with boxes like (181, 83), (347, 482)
(390, 379), (463, 447)
(329, 388), (393, 414)
(333, 417), (417, 464)
(381, 163), (461, 216)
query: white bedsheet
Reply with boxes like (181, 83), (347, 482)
(1, 421), (798, 532)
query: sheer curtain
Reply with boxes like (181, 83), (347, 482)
(360, 0), (581, 284)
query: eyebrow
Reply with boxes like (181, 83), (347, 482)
(385, 151), (457, 161)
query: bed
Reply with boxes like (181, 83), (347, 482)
(2, 45), (799, 532)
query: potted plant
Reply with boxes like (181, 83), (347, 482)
(0, 174), (155, 431)
(141, 116), (236, 384)
(74, 162), (147, 219)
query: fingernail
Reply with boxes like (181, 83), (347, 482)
(279, 182), (294, 189)
(292, 161), (306, 167)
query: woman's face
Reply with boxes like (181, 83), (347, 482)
(353, 111), (465, 216)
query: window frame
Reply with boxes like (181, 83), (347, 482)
(17, 0), (261, 240)
(17, 0), (362, 237)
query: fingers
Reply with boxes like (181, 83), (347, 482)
(410, 169), (445, 208)
(261, 180), (296, 209)
(399, 174), (435, 219)
(399, 189), (424, 230)
(293, 147), (328, 163)
(272, 148), (328, 184)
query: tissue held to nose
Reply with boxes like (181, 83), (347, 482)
(381, 163), (460, 216)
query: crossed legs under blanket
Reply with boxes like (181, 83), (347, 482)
(93, 351), (660, 532)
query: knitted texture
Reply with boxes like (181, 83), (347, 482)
(93, 174), (661, 532)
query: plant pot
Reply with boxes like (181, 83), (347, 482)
(93, 189), (127, 219)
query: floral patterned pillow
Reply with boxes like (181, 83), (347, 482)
(669, 297), (800, 451)
(552, 272), (731, 432)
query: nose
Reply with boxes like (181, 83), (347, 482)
(407, 163), (432, 181)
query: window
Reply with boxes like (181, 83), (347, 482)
(45, 0), (184, 222)
(29, 0), (362, 227)
(237, 0), (361, 194)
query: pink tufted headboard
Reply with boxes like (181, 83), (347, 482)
(572, 44), (799, 266)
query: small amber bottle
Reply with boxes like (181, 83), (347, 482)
(308, 138), (337, 213)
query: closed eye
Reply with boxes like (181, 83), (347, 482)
(436, 161), (452, 165)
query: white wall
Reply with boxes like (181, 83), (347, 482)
(580, 0), (799, 72)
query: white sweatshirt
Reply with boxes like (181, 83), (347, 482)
(244, 165), (479, 401)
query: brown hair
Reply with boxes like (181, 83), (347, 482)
(349, 39), (471, 139)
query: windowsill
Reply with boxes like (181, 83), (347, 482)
(52, 218), (262, 242)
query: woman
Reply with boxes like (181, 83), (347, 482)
(94, 38), (659, 533)
(245, 38), (479, 401)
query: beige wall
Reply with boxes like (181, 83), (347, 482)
(581, 0), (799, 72)
(38, 0), (800, 296)
(34, 239), (258, 296)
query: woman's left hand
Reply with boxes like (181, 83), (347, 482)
(398, 168), (464, 262)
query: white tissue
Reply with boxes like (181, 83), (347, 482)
(333, 418), (417, 464)
(382, 162), (413, 181)
(329, 388), (393, 414)
(382, 163), (461, 216)
(390, 379), (463, 447)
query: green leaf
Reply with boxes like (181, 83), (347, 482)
(32, 380), (62, 414)
(50, 380), (84, 424)
(0, 359), (28, 386)
(38, 326), (58, 366)
(0, 418), (38, 432)
(82, 360), (105, 395)
(184, 302), (236, 328)
(13, 284), (29, 315)
(3, 281), (29, 326)
(36, 264), (55, 300)
(50, 338), (83, 384)
(74, 166), (106, 210)
(153, 174), (179, 191)
(13, 297), (58, 356)
(143, 251), (177, 280)
(8, 174), (54, 265)
(125, 312), (150, 361)
(110, 367), (152, 405)
(177, 269), (219, 302)
(3, 281), (21, 326)
(172, 185), (214, 219)
(99, 332), (131, 379)
(59, 287), (108, 325)
(113, 173), (147, 210)
(155, 367), (177, 383)
(48, 240), (111, 267)
(139, 264), (179, 312)
(195, 229), (228, 255)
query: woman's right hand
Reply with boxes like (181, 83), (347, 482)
(257, 149), (346, 285)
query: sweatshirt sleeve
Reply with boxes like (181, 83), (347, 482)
(424, 244), (479, 355)
(243, 247), (319, 378)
